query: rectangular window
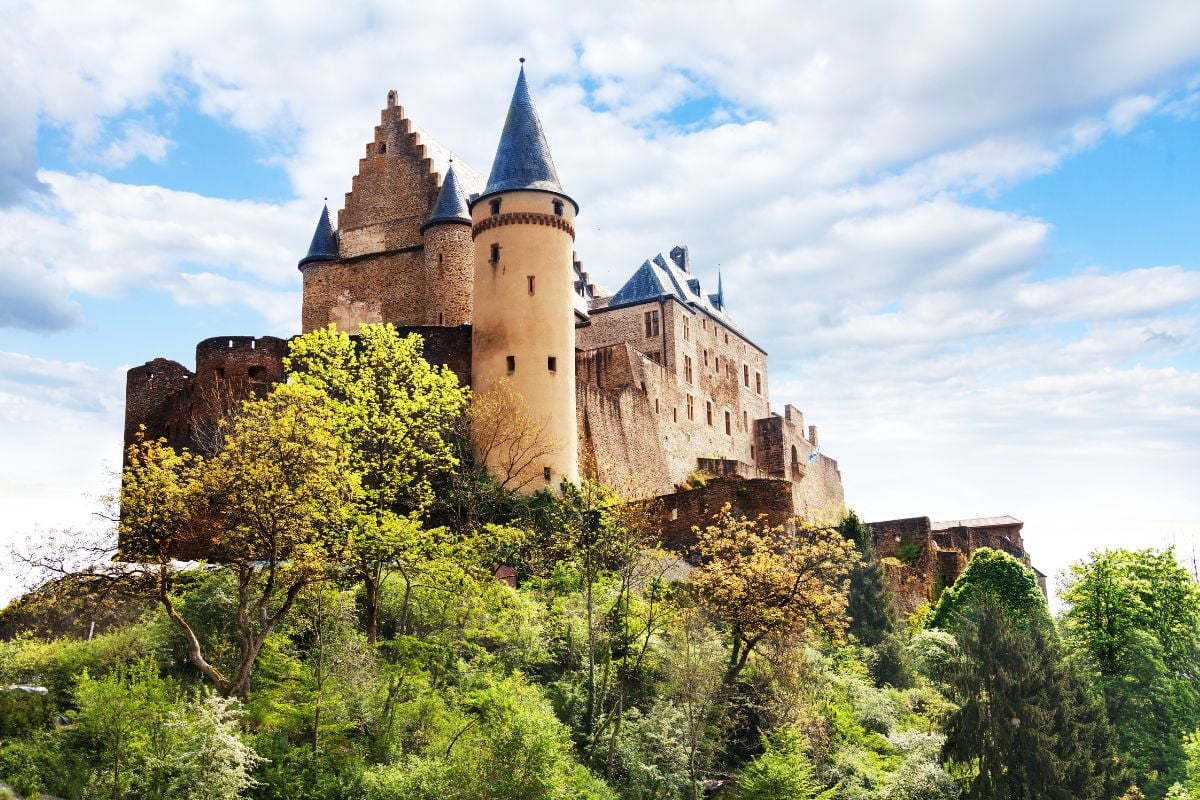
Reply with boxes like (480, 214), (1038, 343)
(547, 356), (557, 372)
(528, 275), (535, 294)
(543, 466), (552, 482)
(490, 198), (502, 216)
(490, 243), (500, 264)
(553, 199), (564, 217)
(724, 333), (729, 344)
(673, 407), (678, 423)
(751, 444), (756, 459)
(683, 317), (690, 341)
(743, 410), (748, 429)
(725, 410), (731, 435)
(706, 401), (713, 426)
(687, 395), (694, 421)
(744, 364), (750, 386)
(506, 355), (516, 373)
(438, 312), (444, 325)
(644, 310), (660, 338)
(755, 372), (762, 394)
(655, 398), (660, 413)
(684, 356), (693, 383)
(648, 350), (661, 364)
(703, 349), (709, 367)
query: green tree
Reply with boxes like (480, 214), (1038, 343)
(732, 727), (821, 800)
(1166, 729), (1200, 799)
(838, 511), (896, 648)
(929, 548), (1050, 632)
(118, 382), (359, 698)
(285, 323), (468, 645)
(941, 598), (1128, 800)
(1061, 548), (1200, 796)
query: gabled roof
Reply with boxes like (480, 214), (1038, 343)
(604, 248), (756, 347)
(298, 204), (338, 267)
(478, 63), (573, 206)
(421, 164), (471, 231)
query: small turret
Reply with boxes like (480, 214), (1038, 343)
(297, 204), (339, 268)
(420, 164), (474, 326)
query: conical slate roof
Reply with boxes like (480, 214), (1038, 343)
(421, 164), (471, 231)
(298, 204), (338, 267)
(480, 63), (571, 203)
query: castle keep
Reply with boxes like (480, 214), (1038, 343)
(125, 64), (846, 520)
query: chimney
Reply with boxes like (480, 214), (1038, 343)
(669, 245), (689, 272)
(808, 425), (819, 448)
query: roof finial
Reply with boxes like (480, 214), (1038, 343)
(519, 56), (526, 64)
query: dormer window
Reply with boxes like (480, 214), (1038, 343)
(553, 199), (564, 217)
(490, 198), (502, 216)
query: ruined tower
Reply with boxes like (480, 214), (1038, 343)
(470, 63), (581, 489)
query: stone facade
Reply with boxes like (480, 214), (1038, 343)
(868, 515), (1045, 617)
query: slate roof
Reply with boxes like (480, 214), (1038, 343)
(930, 516), (1023, 530)
(298, 204), (338, 267)
(479, 64), (573, 205)
(421, 163), (471, 231)
(605, 248), (755, 346)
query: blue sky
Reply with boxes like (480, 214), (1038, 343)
(2, 2), (1199, 602)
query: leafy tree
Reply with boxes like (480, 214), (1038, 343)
(285, 323), (468, 645)
(1061, 548), (1200, 796)
(117, 382), (359, 697)
(692, 505), (858, 683)
(1165, 729), (1200, 799)
(732, 727), (821, 800)
(941, 598), (1128, 800)
(166, 693), (263, 800)
(929, 548), (1050, 632)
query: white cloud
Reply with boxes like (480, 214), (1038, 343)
(97, 122), (173, 168)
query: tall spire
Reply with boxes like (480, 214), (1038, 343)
(298, 203), (338, 268)
(717, 271), (724, 309)
(421, 164), (471, 232)
(480, 61), (571, 203)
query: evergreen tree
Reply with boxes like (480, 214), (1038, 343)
(942, 598), (1129, 800)
(838, 511), (896, 648)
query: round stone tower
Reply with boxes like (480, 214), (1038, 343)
(419, 163), (474, 327)
(471, 62), (580, 490)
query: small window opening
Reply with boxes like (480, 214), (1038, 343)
(248, 366), (266, 379)
(725, 410), (731, 435)
(706, 400), (713, 426)
(724, 333), (729, 344)
(683, 318), (690, 341)
(490, 243), (501, 264)
(490, 198), (502, 216)
(506, 355), (516, 373)
(687, 395), (694, 421)
(644, 310), (660, 338)
(744, 364), (750, 387)
(655, 398), (660, 413)
(215, 367), (225, 379)
(528, 275), (536, 294)
(438, 312), (444, 325)
(379, 142), (387, 154)
(673, 407), (678, 422)
(743, 410), (748, 428)
(548, 356), (557, 372)
(751, 444), (756, 459)
(756, 372), (762, 394)
(543, 466), (552, 483)
(552, 199), (564, 216)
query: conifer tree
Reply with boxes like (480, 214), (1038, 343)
(942, 598), (1129, 800)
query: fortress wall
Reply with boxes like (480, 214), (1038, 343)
(794, 453), (845, 524)
(123, 358), (194, 449)
(653, 476), (795, 552)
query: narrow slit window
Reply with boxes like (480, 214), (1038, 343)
(528, 275), (535, 294)
(506, 355), (516, 373)
(706, 400), (713, 426)
(655, 398), (660, 413)
(744, 364), (750, 387)
(673, 407), (678, 422)
(725, 410), (731, 435)
(438, 312), (444, 325)
(547, 356), (557, 372)
(490, 243), (500, 264)
(755, 372), (762, 394)
(687, 395), (694, 421)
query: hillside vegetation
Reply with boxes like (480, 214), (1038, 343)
(1, 324), (1198, 800)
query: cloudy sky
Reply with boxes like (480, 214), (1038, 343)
(2, 1), (1199, 603)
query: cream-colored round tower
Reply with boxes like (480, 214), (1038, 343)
(471, 63), (580, 490)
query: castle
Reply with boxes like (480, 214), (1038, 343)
(124, 64), (845, 521)
(122, 64), (1040, 602)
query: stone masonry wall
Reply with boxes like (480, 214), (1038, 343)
(300, 95), (475, 334)
(653, 476), (795, 553)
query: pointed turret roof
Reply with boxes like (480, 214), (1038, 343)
(421, 164), (472, 232)
(298, 204), (338, 268)
(478, 62), (575, 208)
